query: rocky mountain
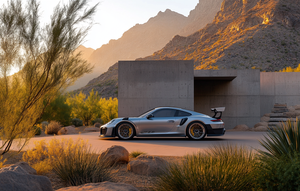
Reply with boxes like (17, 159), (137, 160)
(67, 45), (95, 91)
(72, 63), (118, 98)
(143, 0), (300, 71)
(72, 0), (225, 96)
(178, 0), (223, 36)
(68, 9), (188, 91)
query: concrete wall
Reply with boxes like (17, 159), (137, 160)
(194, 70), (261, 129)
(260, 72), (300, 115)
(118, 60), (194, 117)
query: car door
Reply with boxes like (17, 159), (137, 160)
(137, 109), (178, 135)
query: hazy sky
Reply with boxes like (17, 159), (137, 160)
(36, 0), (199, 50)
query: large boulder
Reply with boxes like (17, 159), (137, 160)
(56, 181), (138, 191)
(233, 124), (249, 131)
(253, 126), (268, 131)
(64, 126), (77, 134)
(127, 155), (168, 176)
(254, 122), (268, 128)
(99, 145), (129, 166)
(0, 162), (53, 191)
(8, 162), (37, 175)
(57, 127), (67, 135)
(94, 123), (101, 128)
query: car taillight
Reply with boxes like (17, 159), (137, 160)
(211, 119), (222, 122)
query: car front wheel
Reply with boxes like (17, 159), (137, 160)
(187, 122), (206, 140)
(116, 123), (135, 140)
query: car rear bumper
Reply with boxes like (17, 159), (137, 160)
(206, 125), (226, 136)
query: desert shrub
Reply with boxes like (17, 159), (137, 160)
(92, 118), (103, 125)
(129, 151), (146, 158)
(71, 118), (83, 127)
(154, 144), (256, 191)
(45, 121), (61, 135)
(33, 125), (42, 135)
(259, 119), (300, 159)
(23, 138), (113, 182)
(254, 154), (300, 190)
(52, 139), (112, 186)
(22, 139), (63, 174)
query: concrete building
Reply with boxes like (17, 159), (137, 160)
(118, 60), (300, 129)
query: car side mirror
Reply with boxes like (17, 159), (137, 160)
(147, 114), (153, 119)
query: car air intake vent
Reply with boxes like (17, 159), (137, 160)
(180, 118), (188, 126)
(122, 117), (129, 120)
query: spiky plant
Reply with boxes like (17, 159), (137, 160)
(259, 119), (300, 160)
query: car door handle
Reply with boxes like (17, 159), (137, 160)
(168, 120), (174, 123)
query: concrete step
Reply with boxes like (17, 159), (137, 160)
(274, 103), (287, 108)
(268, 118), (296, 122)
(270, 113), (288, 118)
(271, 108), (289, 113)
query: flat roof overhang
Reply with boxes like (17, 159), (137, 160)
(194, 70), (237, 81)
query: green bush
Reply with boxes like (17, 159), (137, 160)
(259, 119), (300, 159)
(254, 154), (300, 190)
(53, 139), (112, 186)
(71, 118), (83, 127)
(154, 144), (256, 191)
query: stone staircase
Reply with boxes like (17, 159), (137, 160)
(268, 103), (297, 129)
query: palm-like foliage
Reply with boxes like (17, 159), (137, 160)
(259, 119), (300, 159)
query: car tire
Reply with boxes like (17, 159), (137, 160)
(116, 122), (135, 140)
(186, 121), (207, 140)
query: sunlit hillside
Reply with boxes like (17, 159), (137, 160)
(143, 0), (300, 71)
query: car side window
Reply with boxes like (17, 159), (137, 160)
(175, 110), (192, 117)
(152, 109), (176, 117)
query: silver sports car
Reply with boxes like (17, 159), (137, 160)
(100, 107), (225, 140)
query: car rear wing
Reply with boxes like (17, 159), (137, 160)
(211, 107), (225, 119)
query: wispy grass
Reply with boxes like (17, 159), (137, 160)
(129, 151), (146, 158)
(153, 144), (256, 191)
(53, 139), (112, 186)
(23, 138), (113, 186)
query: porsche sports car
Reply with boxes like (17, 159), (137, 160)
(100, 107), (225, 140)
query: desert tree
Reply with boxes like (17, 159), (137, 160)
(0, 0), (97, 155)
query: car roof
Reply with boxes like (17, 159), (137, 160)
(153, 107), (201, 115)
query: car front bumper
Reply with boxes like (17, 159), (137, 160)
(99, 124), (116, 137)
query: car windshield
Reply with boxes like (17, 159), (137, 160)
(138, 108), (156, 118)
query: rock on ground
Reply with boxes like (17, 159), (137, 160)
(253, 126), (268, 131)
(254, 122), (268, 128)
(0, 162), (53, 191)
(127, 155), (168, 176)
(64, 126), (77, 134)
(233, 124), (249, 131)
(56, 181), (138, 191)
(99, 145), (129, 166)
(58, 127), (67, 135)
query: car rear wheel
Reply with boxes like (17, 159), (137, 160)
(187, 122), (206, 140)
(117, 123), (135, 140)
